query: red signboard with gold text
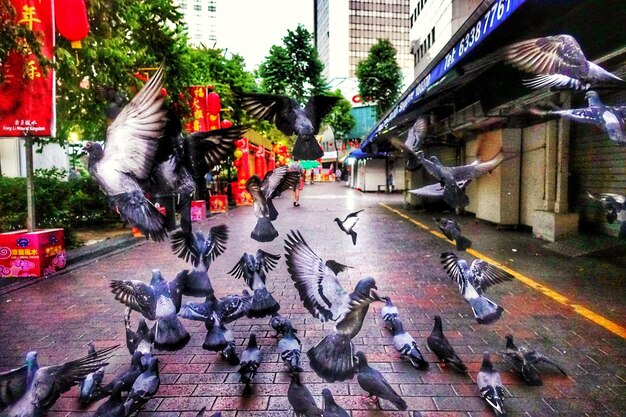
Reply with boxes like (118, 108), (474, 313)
(0, 0), (55, 137)
(185, 86), (208, 133)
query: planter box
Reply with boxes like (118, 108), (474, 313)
(231, 181), (253, 206)
(0, 228), (66, 278)
(209, 195), (228, 213)
(191, 200), (207, 222)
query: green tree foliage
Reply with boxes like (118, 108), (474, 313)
(258, 24), (328, 103)
(356, 38), (402, 118)
(323, 89), (356, 140)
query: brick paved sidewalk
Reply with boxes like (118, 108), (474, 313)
(0, 182), (624, 416)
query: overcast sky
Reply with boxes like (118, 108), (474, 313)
(216, 0), (315, 71)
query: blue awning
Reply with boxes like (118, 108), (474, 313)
(360, 0), (529, 149)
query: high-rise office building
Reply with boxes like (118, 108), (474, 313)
(314, 0), (411, 81)
(176, 0), (218, 47)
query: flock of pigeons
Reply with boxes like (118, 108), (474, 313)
(0, 33), (622, 417)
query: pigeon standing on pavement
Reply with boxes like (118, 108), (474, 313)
(389, 316), (429, 370)
(170, 224), (229, 298)
(93, 381), (126, 417)
(124, 309), (154, 356)
(83, 64), (169, 241)
(355, 351), (408, 411)
(505, 334), (568, 377)
(78, 342), (106, 407)
(238, 333), (262, 385)
(238, 92), (340, 160)
(278, 321), (303, 373)
(287, 372), (323, 417)
(269, 313), (292, 338)
(380, 296), (400, 332)
(500, 334), (543, 386)
(477, 351), (507, 416)
(427, 315), (467, 372)
(441, 252), (513, 324)
(503, 34), (624, 91)
(333, 209), (364, 245)
(110, 269), (190, 351)
(0, 345), (117, 416)
(124, 355), (161, 416)
(434, 217), (472, 251)
(321, 388), (350, 417)
(228, 250), (282, 318)
(100, 350), (145, 398)
(284, 230), (384, 382)
(532, 91), (626, 146)
(588, 191), (626, 238)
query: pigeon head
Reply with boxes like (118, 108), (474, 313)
(248, 333), (257, 348)
(83, 141), (104, 160)
(433, 315), (443, 332)
(147, 356), (160, 374)
(353, 277), (377, 298)
(458, 259), (470, 274)
(355, 351), (369, 370)
(130, 350), (143, 367)
(504, 334), (517, 350)
(384, 297), (394, 307)
(150, 269), (164, 285)
(585, 90), (601, 106)
(429, 155), (441, 164)
(480, 351), (494, 371)
(333, 218), (341, 223)
(321, 388), (337, 406)
(25, 351), (38, 367)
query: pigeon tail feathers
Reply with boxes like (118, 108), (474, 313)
(292, 133), (324, 161)
(455, 235), (472, 251)
(307, 331), (356, 382)
(248, 287), (281, 318)
(471, 296), (505, 324)
(153, 317), (190, 351)
(250, 217), (279, 242)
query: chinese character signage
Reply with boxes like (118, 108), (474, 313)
(185, 86), (209, 133)
(0, 0), (55, 137)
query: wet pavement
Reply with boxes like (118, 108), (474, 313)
(0, 181), (624, 417)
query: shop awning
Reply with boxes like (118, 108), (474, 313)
(321, 151), (338, 163)
(360, 0), (626, 152)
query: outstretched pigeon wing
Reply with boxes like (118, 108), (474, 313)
(284, 230), (348, 322)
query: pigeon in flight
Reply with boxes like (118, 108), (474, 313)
(427, 315), (467, 372)
(533, 91), (625, 146)
(123, 355), (161, 416)
(124, 310), (154, 356)
(238, 333), (262, 385)
(246, 168), (300, 242)
(390, 115), (429, 171)
(334, 209), (364, 245)
(84, 63), (169, 241)
(477, 351), (507, 416)
(228, 250), (282, 318)
(0, 345), (117, 416)
(500, 334), (543, 386)
(380, 297), (400, 332)
(419, 152), (505, 210)
(588, 191), (626, 224)
(504, 334), (567, 377)
(503, 34), (624, 91)
(440, 252), (513, 324)
(110, 269), (190, 351)
(278, 321), (304, 373)
(434, 217), (472, 251)
(408, 179), (471, 200)
(321, 388), (350, 417)
(389, 316), (429, 370)
(170, 224), (229, 298)
(216, 290), (253, 324)
(355, 351), (408, 411)
(77, 342), (106, 407)
(284, 230), (384, 382)
(287, 372), (323, 417)
(238, 92), (340, 160)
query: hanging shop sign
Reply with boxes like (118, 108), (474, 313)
(185, 86), (209, 133)
(0, 0), (55, 137)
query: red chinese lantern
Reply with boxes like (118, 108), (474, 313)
(235, 139), (245, 149)
(221, 119), (232, 129)
(55, 0), (90, 48)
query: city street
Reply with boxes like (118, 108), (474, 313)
(0, 182), (624, 417)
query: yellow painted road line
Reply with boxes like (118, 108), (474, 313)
(380, 203), (626, 339)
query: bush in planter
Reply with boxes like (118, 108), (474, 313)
(0, 168), (117, 248)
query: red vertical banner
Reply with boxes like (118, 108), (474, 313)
(206, 91), (221, 130)
(0, 0), (55, 137)
(185, 86), (208, 133)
